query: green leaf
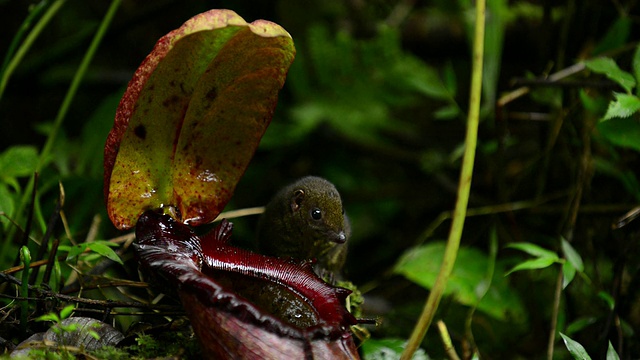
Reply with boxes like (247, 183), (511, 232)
(87, 242), (123, 264)
(565, 317), (597, 335)
(607, 342), (620, 360)
(597, 116), (640, 152)
(585, 57), (636, 94)
(433, 104), (460, 120)
(603, 93), (640, 120)
(475, 227), (498, 302)
(506, 256), (559, 275)
(561, 238), (584, 272)
(592, 17), (631, 56)
(397, 56), (451, 100)
(35, 313), (61, 323)
(0, 184), (14, 227)
(88, 330), (101, 340)
(443, 61), (457, 96)
(579, 89), (608, 115)
(104, 9), (295, 229)
(530, 86), (562, 108)
(593, 157), (640, 201)
(0, 146), (39, 179)
(60, 243), (89, 260)
(598, 291), (615, 310)
(59, 323), (79, 333)
(59, 305), (75, 320)
(633, 44), (640, 94)
(360, 338), (429, 360)
(394, 242), (525, 321)
(482, 0), (507, 108)
(562, 261), (576, 289)
(560, 332), (592, 360)
(50, 257), (62, 291)
(506, 242), (558, 259)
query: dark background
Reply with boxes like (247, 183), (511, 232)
(1, 0), (639, 358)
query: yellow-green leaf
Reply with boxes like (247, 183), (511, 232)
(505, 256), (558, 275)
(506, 242), (558, 259)
(560, 332), (592, 360)
(603, 93), (640, 120)
(585, 57), (636, 94)
(104, 9), (295, 229)
(393, 242), (525, 322)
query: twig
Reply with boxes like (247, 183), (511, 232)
(437, 320), (461, 360)
(505, 112), (553, 121)
(465, 228), (498, 358)
(0, 272), (175, 311)
(213, 206), (265, 221)
(72, 308), (185, 317)
(14, 173), (38, 267)
(612, 206), (640, 230)
(62, 255), (130, 295)
(108, 232), (136, 245)
(85, 214), (102, 243)
(415, 191), (568, 245)
(0, 0), (49, 79)
(400, 0), (485, 358)
(42, 238), (60, 286)
(29, 183), (63, 284)
(533, 204), (634, 214)
(385, 0), (415, 27)
(9, 0), (122, 249)
(0, 0), (66, 99)
(1, 0), (67, 246)
(547, 268), (563, 360)
(497, 62), (586, 108)
(511, 78), (618, 89)
(2, 255), (67, 275)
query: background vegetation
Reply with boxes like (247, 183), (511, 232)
(1, 0), (639, 358)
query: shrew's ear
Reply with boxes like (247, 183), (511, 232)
(290, 189), (305, 212)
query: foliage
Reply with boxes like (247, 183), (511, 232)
(1, 0), (640, 359)
(126, 333), (201, 359)
(560, 333), (620, 360)
(361, 338), (430, 360)
(505, 238), (585, 289)
(394, 241), (524, 322)
(261, 24), (459, 149)
(0, 146), (38, 229)
(58, 241), (122, 265)
(586, 44), (640, 152)
(88, 346), (132, 360)
(35, 305), (90, 338)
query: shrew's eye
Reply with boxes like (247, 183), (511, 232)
(311, 208), (322, 220)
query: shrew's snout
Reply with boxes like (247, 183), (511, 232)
(332, 231), (347, 244)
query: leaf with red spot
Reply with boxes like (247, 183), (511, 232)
(104, 9), (295, 229)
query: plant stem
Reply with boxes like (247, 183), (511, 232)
(0, 0), (66, 100)
(6, 0), (123, 246)
(437, 320), (461, 360)
(465, 226), (498, 356)
(20, 246), (31, 336)
(547, 267), (563, 360)
(214, 206), (265, 221)
(400, 0), (486, 358)
(38, 0), (122, 171)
